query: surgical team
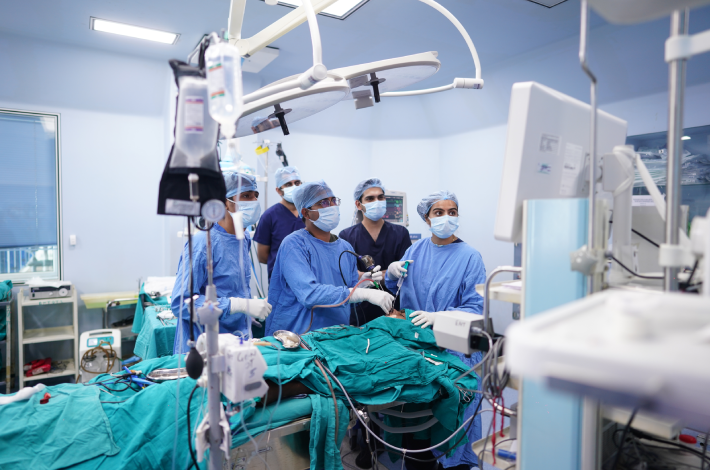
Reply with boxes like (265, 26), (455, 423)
(170, 167), (486, 470)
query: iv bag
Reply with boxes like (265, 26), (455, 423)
(205, 41), (243, 139)
(158, 59), (226, 217)
(171, 73), (220, 172)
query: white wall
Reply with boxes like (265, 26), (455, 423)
(0, 33), (173, 333)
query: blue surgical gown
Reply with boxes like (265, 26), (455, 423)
(385, 237), (486, 468)
(171, 224), (251, 354)
(264, 229), (359, 336)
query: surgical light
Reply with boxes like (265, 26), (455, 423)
(272, 0), (369, 19)
(90, 17), (180, 44)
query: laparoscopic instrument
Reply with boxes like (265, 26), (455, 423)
(338, 250), (381, 289)
(394, 261), (410, 300)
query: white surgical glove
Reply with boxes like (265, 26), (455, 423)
(410, 310), (438, 329)
(387, 260), (413, 281)
(230, 298), (272, 321)
(349, 288), (394, 314)
(358, 265), (383, 288)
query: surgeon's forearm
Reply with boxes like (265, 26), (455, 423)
(300, 284), (351, 309)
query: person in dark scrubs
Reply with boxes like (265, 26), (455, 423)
(253, 166), (305, 281)
(339, 178), (412, 469)
(339, 178), (412, 326)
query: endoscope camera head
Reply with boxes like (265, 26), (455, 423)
(357, 254), (376, 272)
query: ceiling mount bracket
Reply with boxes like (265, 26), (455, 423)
(268, 103), (293, 135)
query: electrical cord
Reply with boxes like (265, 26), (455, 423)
(682, 260), (700, 292)
(609, 255), (664, 280)
(612, 407), (638, 470)
(339, 251), (357, 286)
(302, 278), (370, 334)
(320, 357), (478, 454)
(388, 391), (485, 464)
(609, 220), (660, 248)
(629, 429), (710, 464)
(187, 384), (200, 470)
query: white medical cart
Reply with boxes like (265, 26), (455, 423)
(17, 288), (79, 389)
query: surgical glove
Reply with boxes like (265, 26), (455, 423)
(410, 310), (438, 329)
(358, 265), (383, 288)
(349, 288), (394, 314)
(387, 260), (413, 281)
(230, 297), (272, 321)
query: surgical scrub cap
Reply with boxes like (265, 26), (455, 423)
(416, 190), (459, 221)
(275, 166), (301, 188)
(292, 180), (335, 215)
(224, 172), (258, 199)
(353, 178), (386, 201)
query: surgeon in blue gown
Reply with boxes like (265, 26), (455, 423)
(172, 172), (273, 354)
(385, 190), (486, 470)
(265, 180), (394, 337)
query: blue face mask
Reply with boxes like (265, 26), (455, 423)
(282, 185), (296, 203)
(362, 200), (387, 221)
(429, 215), (459, 239)
(311, 206), (340, 232)
(237, 200), (261, 227)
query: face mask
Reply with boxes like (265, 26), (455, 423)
(282, 185), (296, 203)
(234, 200), (261, 227)
(429, 215), (459, 239)
(362, 200), (387, 221)
(311, 206), (340, 232)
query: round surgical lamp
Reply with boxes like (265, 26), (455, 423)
(330, 51), (441, 109)
(234, 74), (350, 137)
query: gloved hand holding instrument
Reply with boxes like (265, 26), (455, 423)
(302, 278), (394, 333)
(230, 297), (273, 321)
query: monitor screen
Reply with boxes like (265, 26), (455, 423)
(384, 195), (404, 223)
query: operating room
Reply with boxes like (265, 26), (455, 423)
(2, 0), (710, 469)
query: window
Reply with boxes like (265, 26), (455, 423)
(0, 109), (62, 283)
(627, 124), (710, 224)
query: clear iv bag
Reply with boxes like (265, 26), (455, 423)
(205, 41), (243, 139)
(171, 75), (220, 172)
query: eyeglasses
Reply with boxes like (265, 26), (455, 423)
(310, 197), (341, 209)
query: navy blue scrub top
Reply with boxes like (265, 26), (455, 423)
(338, 221), (412, 325)
(253, 202), (306, 279)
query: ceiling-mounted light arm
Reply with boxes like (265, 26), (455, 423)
(228, 0), (248, 40)
(299, 0), (328, 89)
(381, 0), (483, 97)
(229, 0), (338, 57)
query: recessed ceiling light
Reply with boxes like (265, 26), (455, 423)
(524, 0), (568, 7)
(682, 136), (691, 140)
(271, 0), (370, 20)
(90, 17), (180, 44)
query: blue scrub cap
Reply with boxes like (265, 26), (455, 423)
(292, 180), (335, 215)
(224, 172), (258, 199)
(353, 178), (386, 201)
(417, 190), (459, 221)
(274, 166), (301, 189)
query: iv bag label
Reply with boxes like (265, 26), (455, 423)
(207, 63), (226, 100)
(165, 198), (200, 216)
(184, 96), (204, 133)
(559, 143), (584, 196)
